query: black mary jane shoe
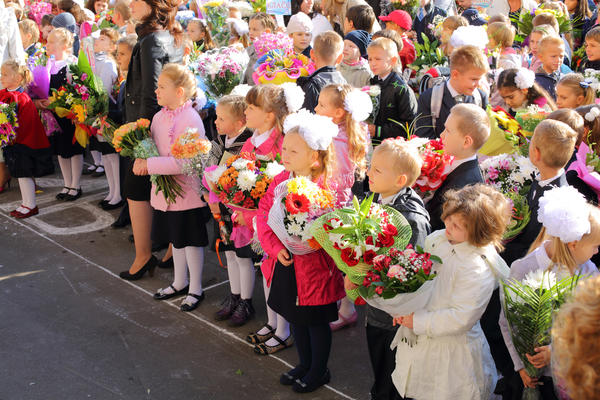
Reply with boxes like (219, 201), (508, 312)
(102, 200), (125, 211)
(64, 188), (83, 201)
(292, 369), (331, 393)
(180, 292), (205, 312)
(98, 199), (110, 208)
(119, 255), (158, 281)
(153, 284), (189, 300)
(56, 187), (70, 200)
(280, 366), (307, 386)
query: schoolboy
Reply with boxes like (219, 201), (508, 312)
(18, 19), (39, 57)
(412, 0), (447, 45)
(367, 37), (417, 140)
(338, 29), (373, 88)
(297, 31), (346, 112)
(581, 26), (600, 70)
(378, 10), (416, 67)
(242, 12), (276, 85)
(534, 35), (567, 100)
(415, 45), (489, 139)
(344, 4), (380, 35)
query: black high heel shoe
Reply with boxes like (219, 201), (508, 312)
(0, 178), (11, 194)
(119, 255), (158, 281)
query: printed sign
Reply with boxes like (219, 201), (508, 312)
(267, 0), (291, 15)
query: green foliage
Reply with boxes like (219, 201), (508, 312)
(409, 34), (447, 71)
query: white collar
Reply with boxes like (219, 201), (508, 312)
(379, 190), (403, 205)
(446, 80), (461, 98)
(537, 169), (564, 187)
(450, 155), (477, 172)
(250, 129), (271, 148)
(378, 72), (391, 82)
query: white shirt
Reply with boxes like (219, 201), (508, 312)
(537, 169), (564, 187)
(450, 155), (477, 172)
(379, 191), (402, 205)
(250, 129), (271, 148)
(446, 80), (460, 98)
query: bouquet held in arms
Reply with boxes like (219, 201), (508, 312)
(360, 85), (380, 125)
(0, 102), (19, 148)
(171, 127), (213, 181)
(408, 136), (454, 201)
(480, 106), (529, 156)
(112, 118), (183, 204)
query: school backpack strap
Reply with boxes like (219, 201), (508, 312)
(430, 79), (446, 132)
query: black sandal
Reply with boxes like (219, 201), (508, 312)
(246, 323), (275, 344)
(253, 334), (294, 355)
(180, 292), (205, 312)
(153, 284), (189, 300)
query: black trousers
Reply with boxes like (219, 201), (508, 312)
(366, 324), (404, 400)
(481, 289), (514, 378)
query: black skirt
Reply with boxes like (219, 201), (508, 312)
(53, 120), (85, 158)
(151, 206), (211, 248)
(123, 157), (151, 201)
(267, 261), (338, 326)
(3, 144), (54, 178)
(89, 135), (116, 155)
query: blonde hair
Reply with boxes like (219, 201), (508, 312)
(538, 35), (565, 55)
(1, 60), (33, 86)
(487, 14), (510, 25)
(558, 73), (596, 106)
(547, 109), (585, 145)
(18, 19), (40, 41)
(113, 0), (131, 21)
(286, 127), (337, 186)
(372, 138), (422, 187)
(442, 184), (511, 249)
(532, 12), (560, 34)
(368, 37), (398, 60)
(531, 24), (555, 38)
(531, 119), (577, 168)
(313, 31), (344, 64)
(49, 27), (74, 50)
(321, 84), (368, 178)
(249, 12), (277, 32)
(245, 84), (291, 133)
(488, 21), (515, 48)
(585, 26), (600, 44)
(449, 103), (490, 150)
(160, 63), (196, 100)
(552, 274), (600, 400)
(449, 45), (489, 73)
(218, 94), (247, 123)
(442, 15), (468, 31)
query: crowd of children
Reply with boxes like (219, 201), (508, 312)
(1, 0), (600, 398)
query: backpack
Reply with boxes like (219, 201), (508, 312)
(429, 79), (482, 132)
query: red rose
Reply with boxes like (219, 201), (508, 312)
(389, 247), (401, 258)
(373, 255), (391, 271)
(363, 250), (377, 265)
(382, 224), (398, 236)
(333, 242), (341, 250)
(243, 197), (255, 208)
(429, 139), (444, 151)
(354, 297), (366, 305)
(232, 191), (245, 204)
(377, 232), (394, 248)
(375, 286), (384, 295)
(363, 276), (371, 287)
(285, 193), (310, 214)
(365, 235), (374, 245)
(340, 247), (359, 266)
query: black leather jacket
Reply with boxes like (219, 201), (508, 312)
(124, 27), (183, 123)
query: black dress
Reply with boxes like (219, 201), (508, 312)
(50, 66), (84, 158)
(151, 206), (211, 248)
(267, 261), (338, 326)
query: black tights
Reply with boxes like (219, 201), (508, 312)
(290, 323), (332, 384)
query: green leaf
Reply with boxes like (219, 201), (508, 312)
(360, 193), (375, 217)
(352, 196), (360, 212)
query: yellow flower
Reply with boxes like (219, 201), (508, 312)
(203, 0), (223, 7)
(73, 104), (86, 123)
(0, 113), (7, 125)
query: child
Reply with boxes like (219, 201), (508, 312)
(392, 184), (511, 400)
(356, 138), (431, 400)
(41, 14), (54, 41)
(338, 30), (372, 88)
(462, 7), (487, 27)
(525, 24), (553, 72)
(18, 19), (40, 57)
(112, 0), (133, 36)
(367, 37), (417, 141)
(297, 31), (346, 113)
(440, 15), (469, 56)
(84, 0), (108, 15)
(556, 73), (596, 109)
(488, 22), (522, 69)
(343, 4), (378, 35)
(132, 64), (210, 312)
(206, 95), (256, 326)
(287, 12), (313, 57)
(500, 188), (600, 399)
(0, 61), (53, 218)
(242, 83), (304, 354)
(426, 103), (488, 231)
(412, 0), (448, 45)
(256, 111), (345, 393)
(227, 18), (250, 49)
(416, 45), (489, 139)
(378, 10), (416, 68)
(535, 35), (569, 100)
(532, 12), (572, 67)
(187, 18), (215, 51)
(243, 12), (276, 85)
(566, 0), (592, 50)
(502, 119), (578, 266)
(580, 26), (600, 70)
(496, 68), (557, 115)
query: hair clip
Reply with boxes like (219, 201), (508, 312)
(580, 81), (591, 89)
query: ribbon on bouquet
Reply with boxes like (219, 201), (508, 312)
(54, 106), (96, 148)
(567, 142), (600, 202)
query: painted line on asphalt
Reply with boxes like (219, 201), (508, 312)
(1, 213), (357, 400)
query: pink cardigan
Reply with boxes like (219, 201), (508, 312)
(146, 101), (207, 212)
(332, 122), (369, 205)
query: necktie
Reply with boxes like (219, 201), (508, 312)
(454, 95), (465, 104)
(418, 7), (425, 21)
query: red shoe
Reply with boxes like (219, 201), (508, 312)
(329, 310), (358, 331)
(12, 205), (39, 219)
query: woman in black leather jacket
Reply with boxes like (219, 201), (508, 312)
(119, 0), (183, 280)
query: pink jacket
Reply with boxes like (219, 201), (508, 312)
(332, 122), (369, 205)
(256, 170), (345, 305)
(147, 101), (207, 212)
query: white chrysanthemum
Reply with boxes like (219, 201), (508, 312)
(368, 85), (381, 97)
(287, 221), (304, 236)
(280, 82), (305, 113)
(344, 89), (373, 122)
(538, 186), (591, 243)
(237, 169), (257, 191)
(293, 212), (309, 224)
(517, 156), (536, 180)
(206, 165), (227, 183)
(232, 157), (251, 170)
(264, 161), (285, 179)
(522, 269), (557, 290)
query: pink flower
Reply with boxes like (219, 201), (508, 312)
(488, 167), (499, 180)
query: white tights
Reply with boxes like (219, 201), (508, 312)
(102, 153), (121, 204)
(225, 251), (255, 300)
(171, 246), (205, 305)
(16, 177), (36, 213)
(259, 275), (290, 344)
(57, 154), (83, 195)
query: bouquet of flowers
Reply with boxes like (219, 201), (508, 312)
(27, 1), (52, 26)
(511, 8), (573, 43)
(254, 32), (294, 59)
(202, 0), (230, 47)
(195, 46), (249, 99)
(204, 152), (285, 210)
(93, 10), (118, 30)
(0, 102), (19, 148)
(409, 136), (454, 201)
(480, 106), (528, 156)
(360, 85), (380, 125)
(501, 270), (581, 400)
(311, 194), (412, 301)
(171, 128), (213, 178)
(253, 49), (315, 85)
(515, 104), (548, 137)
(582, 69), (600, 98)
(112, 118), (183, 204)
(567, 142), (600, 202)
(267, 176), (336, 254)
(409, 34), (447, 80)
(390, 0), (419, 16)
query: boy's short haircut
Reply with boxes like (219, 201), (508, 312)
(538, 35), (564, 55)
(487, 14), (510, 25)
(368, 37), (399, 59)
(114, 0), (132, 21)
(371, 30), (403, 53)
(19, 19), (40, 39)
(442, 15), (469, 31)
(586, 26), (600, 44)
(449, 45), (489, 73)
(41, 14), (54, 27)
(532, 13), (559, 34)
(117, 34), (138, 51)
(250, 12), (277, 31)
(373, 138), (423, 187)
(450, 103), (490, 150)
(488, 21), (515, 48)
(346, 4), (375, 32)
(218, 94), (247, 121)
(531, 24), (555, 38)
(313, 31), (344, 63)
(547, 109), (585, 145)
(531, 119), (578, 169)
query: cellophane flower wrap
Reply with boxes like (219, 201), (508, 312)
(267, 176), (336, 255)
(195, 46), (249, 99)
(0, 102), (19, 148)
(583, 69), (600, 98)
(567, 141), (600, 202)
(27, 1), (53, 25)
(254, 32), (294, 58)
(501, 270), (581, 400)
(171, 127), (212, 180)
(253, 49), (316, 85)
(310, 194), (412, 302)
(480, 153), (536, 240)
(202, 0), (230, 46)
(204, 152), (285, 211)
(511, 8), (573, 43)
(360, 85), (381, 125)
(515, 104), (548, 137)
(480, 106), (529, 157)
(112, 118), (183, 204)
